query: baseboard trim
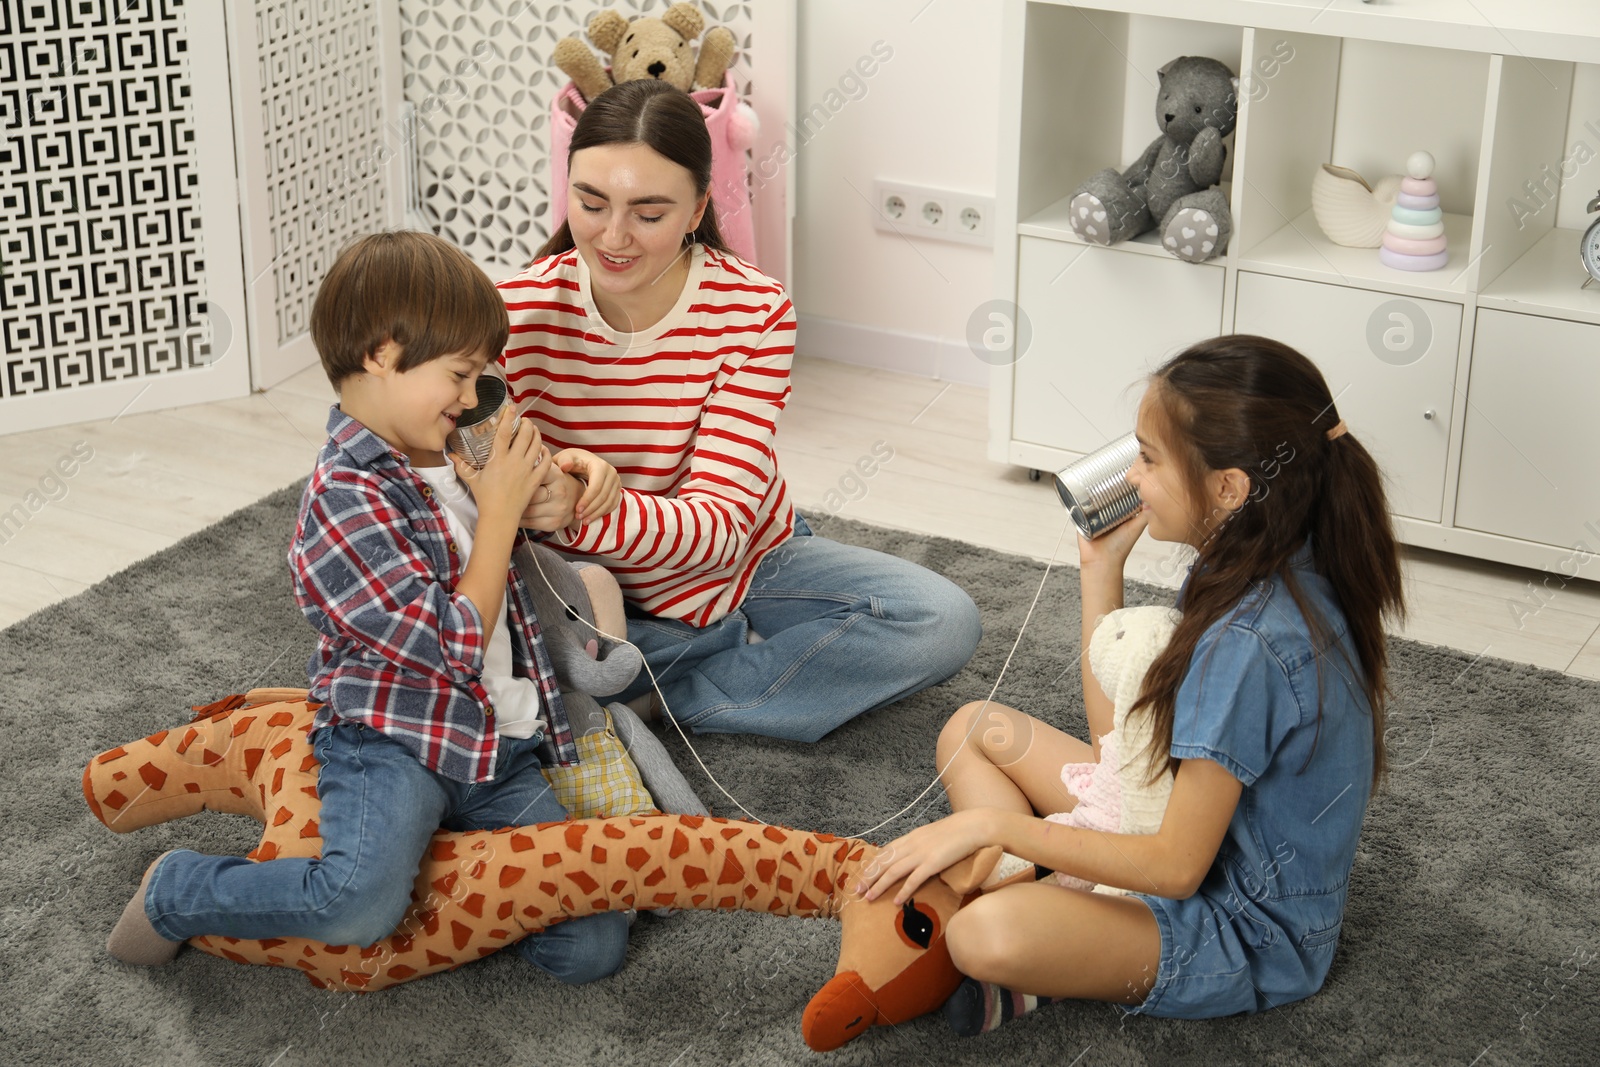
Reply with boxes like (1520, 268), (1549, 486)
(796, 314), (990, 387)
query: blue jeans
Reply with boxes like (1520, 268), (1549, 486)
(608, 514), (982, 741)
(143, 723), (628, 984)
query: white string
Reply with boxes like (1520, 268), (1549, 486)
(522, 546), (764, 822)
(842, 513), (1075, 839)
(522, 511), (1077, 837)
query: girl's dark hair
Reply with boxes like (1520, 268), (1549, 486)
(1133, 335), (1405, 794)
(536, 79), (731, 259)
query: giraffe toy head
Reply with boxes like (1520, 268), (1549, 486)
(85, 692), (995, 1050)
(801, 845), (1000, 1051)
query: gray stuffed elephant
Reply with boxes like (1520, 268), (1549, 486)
(513, 539), (707, 816)
(1068, 55), (1239, 263)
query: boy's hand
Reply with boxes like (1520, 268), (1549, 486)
(554, 448), (621, 523)
(449, 409), (550, 525)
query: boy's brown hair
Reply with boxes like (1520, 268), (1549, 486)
(310, 231), (508, 388)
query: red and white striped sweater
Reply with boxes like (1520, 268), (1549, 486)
(497, 245), (797, 627)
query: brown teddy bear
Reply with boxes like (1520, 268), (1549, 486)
(553, 3), (737, 103)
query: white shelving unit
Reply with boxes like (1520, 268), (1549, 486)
(989, 0), (1600, 573)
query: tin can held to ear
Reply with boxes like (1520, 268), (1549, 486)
(446, 373), (524, 470)
(1054, 432), (1143, 539)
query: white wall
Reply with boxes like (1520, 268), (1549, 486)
(791, 0), (1003, 385)
(1557, 63), (1600, 231)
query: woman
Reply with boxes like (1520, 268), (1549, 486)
(496, 80), (981, 742)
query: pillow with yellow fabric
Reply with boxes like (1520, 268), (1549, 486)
(542, 696), (656, 817)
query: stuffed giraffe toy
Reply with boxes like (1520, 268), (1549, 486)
(85, 691), (1006, 1052)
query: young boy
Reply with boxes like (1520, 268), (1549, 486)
(108, 231), (628, 983)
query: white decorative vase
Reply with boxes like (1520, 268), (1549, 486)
(1312, 164), (1403, 248)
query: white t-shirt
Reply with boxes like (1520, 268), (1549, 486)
(412, 462), (546, 740)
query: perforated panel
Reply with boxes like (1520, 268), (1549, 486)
(0, 0), (219, 403)
(397, 0), (755, 273)
(252, 0), (388, 346)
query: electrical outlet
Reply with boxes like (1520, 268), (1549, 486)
(872, 179), (994, 246)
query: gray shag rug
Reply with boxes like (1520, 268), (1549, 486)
(3, 481), (1596, 1067)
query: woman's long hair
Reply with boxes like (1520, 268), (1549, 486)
(536, 79), (731, 259)
(1133, 335), (1405, 793)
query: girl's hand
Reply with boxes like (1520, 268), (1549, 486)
(553, 448), (621, 523)
(854, 809), (999, 906)
(1077, 510), (1148, 573)
(450, 409), (549, 525)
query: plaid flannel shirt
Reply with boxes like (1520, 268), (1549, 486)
(290, 406), (578, 783)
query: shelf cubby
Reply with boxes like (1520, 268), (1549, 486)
(1479, 228), (1600, 326)
(1474, 57), (1600, 325)
(1237, 209), (1477, 300)
(1234, 31), (1489, 295)
(1014, 5), (1244, 252)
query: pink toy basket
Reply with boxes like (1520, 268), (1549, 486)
(548, 74), (758, 267)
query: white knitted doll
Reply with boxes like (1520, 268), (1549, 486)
(1046, 604), (1182, 894)
(983, 605), (1182, 893)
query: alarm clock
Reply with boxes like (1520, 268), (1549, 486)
(1583, 190), (1600, 290)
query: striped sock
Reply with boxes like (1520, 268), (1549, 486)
(943, 977), (1056, 1036)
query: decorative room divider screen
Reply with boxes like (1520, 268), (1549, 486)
(0, 0), (402, 428)
(0, 0), (250, 433)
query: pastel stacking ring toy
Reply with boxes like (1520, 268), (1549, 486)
(1384, 233), (1448, 256)
(1390, 205), (1442, 227)
(1396, 191), (1441, 211)
(1380, 152), (1449, 271)
(1386, 219), (1445, 240)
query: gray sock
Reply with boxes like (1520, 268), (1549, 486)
(608, 701), (708, 816)
(107, 851), (183, 966)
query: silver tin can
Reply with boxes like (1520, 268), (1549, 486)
(446, 374), (522, 469)
(1054, 431), (1142, 539)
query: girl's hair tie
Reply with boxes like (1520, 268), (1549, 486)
(1325, 419), (1348, 442)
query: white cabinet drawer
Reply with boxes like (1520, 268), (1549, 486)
(1455, 310), (1600, 548)
(1012, 238), (1224, 456)
(1233, 272), (1460, 522)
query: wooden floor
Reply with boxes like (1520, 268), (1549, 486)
(4, 356), (1599, 680)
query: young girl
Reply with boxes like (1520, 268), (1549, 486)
(856, 335), (1404, 1031)
(495, 79), (981, 742)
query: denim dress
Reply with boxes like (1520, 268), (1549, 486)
(1129, 543), (1374, 1018)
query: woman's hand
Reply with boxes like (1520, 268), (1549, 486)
(1077, 510), (1148, 574)
(854, 809), (1000, 906)
(553, 448), (621, 523)
(518, 455), (583, 533)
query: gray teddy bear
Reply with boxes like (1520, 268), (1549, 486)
(1068, 55), (1239, 263)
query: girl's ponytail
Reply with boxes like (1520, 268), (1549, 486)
(1130, 336), (1405, 795)
(1310, 427), (1404, 787)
